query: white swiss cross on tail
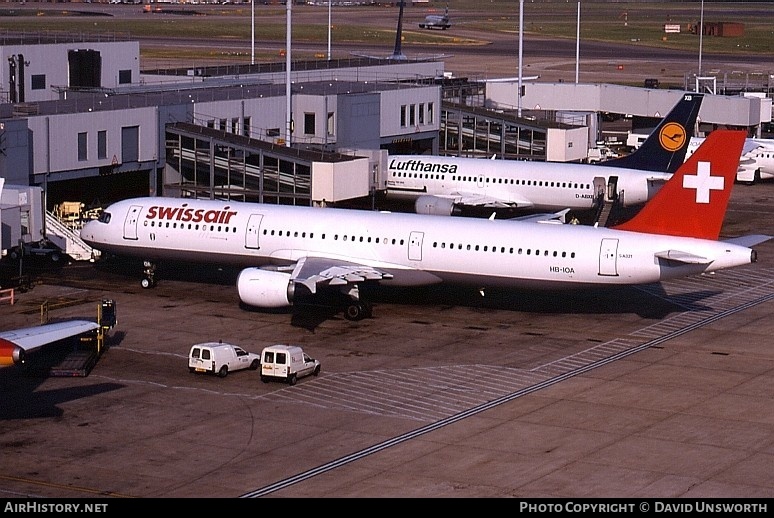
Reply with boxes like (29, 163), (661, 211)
(613, 130), (746, 241)
(683, 161), (724, 204)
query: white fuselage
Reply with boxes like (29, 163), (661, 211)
(736, 140), (774, 182)
(80, 198), (754, 291)
(654, 136), (774, 183)
(385, 155), (669, 211)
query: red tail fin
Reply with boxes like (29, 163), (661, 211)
(612, 130), (746, 240)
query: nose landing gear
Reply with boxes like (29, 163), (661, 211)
(141, 260), (156, 288)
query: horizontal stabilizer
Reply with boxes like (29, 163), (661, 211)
(654, 250), (711, 264)
(723, 234), (773, 248)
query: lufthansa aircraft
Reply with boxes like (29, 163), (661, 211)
(386, 93), (702, 216)
(80, 130), (769, 321)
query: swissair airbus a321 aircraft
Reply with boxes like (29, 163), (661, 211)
(385, 93), (702, 217)
(80, 130), (769, 321)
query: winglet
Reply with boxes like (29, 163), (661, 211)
(601, 93), (703, 173)
(612, 130), (746, 240)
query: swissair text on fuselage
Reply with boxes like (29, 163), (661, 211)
(146, 205), (238, 225)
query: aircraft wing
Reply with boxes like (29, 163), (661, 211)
(0, 320), (99, 367)
(507, 209), (571, 224)
(450, 191), (534, 209)
(742, 140), (764, 155)
(291, 256), (395, 294)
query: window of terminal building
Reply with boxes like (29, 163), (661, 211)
(419, 104), (425, 125)
(409, 104), (416, 127)
(31, 74), (46, 90)
(118, 69), (132, 85)
(98, 130), (107, 160)
(78, 132), (88, 161)
(243, 116), (251, 137)
(400, 105), (407, 127)
(304, 113), (315, 135)
(121, 126), (139, 163)
(428, 102), (434, 124)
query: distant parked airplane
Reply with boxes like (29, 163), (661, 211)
(80, 130), (768, 321)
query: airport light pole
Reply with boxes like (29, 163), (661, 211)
(575, 2), (580, 84)
(327, 1), (332, 61)
(286, 0), (292, 148)
(698, 0), (704, 75)
(251, 0), (255, 65)
(517, 0), (523, 118)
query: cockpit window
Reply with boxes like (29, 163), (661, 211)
(98, 212), (111, 224)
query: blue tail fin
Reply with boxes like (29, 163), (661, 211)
(600, 92), (703, 173)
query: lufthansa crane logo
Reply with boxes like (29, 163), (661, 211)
(659, 122), (687, 152)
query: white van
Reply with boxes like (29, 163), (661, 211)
(260, 344), (320, 385)
(188, 342), (261, 378)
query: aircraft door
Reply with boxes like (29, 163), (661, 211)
(122, 205), (143, 241)
(477, 174), (485, 189)
(593, 177), (606, 205)
(408, 231), (424, 261)
(598, 238), (619, 276)
(606, 176), (619, 202)
(245, 214), (263, 249)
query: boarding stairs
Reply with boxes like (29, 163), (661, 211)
(44, 211), (100, 262)
(594, 200), (614, 228)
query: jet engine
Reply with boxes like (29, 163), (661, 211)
(236, 268), (296, 308)
(0, 339), (25, 367)
(414, 195), (462, 216)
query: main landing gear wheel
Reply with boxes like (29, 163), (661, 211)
(344, 302), (372, 321)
